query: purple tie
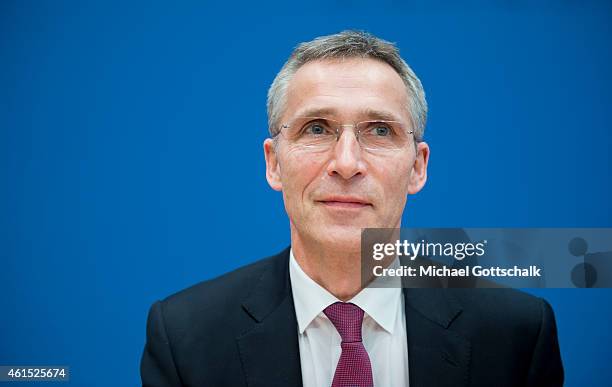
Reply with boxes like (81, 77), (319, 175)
(323, 302), (374, 387)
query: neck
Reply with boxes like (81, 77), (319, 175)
(290, 224), (364, 301)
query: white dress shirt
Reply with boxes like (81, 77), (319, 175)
(289, 249), (409, 387)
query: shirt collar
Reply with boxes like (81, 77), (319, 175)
(289, 248), (402, 334)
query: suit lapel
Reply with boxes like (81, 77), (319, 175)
(404, 288), (471, 387)
(236, 248), (303, 387)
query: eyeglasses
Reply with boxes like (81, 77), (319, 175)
(275, 116), (414, 153)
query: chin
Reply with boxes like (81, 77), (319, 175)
(311, 225), (363, 251)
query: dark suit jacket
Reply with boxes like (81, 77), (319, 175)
(141, 247), (564, 386)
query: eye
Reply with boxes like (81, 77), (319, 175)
(308, 123), (326, 135)
(372, 124), (391, 136)
(302, 121), (332, 136)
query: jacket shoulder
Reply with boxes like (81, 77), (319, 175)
(451, 287), (547, 322)
(155, 249), (289, 342)
(164, 253), (277, 308)
(447, 289), (562, 385)
(448, 288), (556, 356)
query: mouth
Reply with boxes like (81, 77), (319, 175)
(316, 196), (372, 209)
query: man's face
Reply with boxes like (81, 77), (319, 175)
(264, 58), (429, 249)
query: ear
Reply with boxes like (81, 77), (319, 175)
(407, 141), (430, 194)
(264, 138), (282, 191)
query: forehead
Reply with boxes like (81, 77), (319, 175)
(284, 57), (410, 123)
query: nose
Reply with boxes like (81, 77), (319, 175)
(326, 127), (366, 180)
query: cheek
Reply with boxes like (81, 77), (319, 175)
(279, 152), (324, 203)
(378, 158), (413, 202)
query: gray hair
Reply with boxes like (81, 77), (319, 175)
(266, 30), (427, 142)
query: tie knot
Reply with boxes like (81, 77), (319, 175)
(323, 302), (365, 343)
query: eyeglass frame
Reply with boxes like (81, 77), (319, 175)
(272, 116), (416, 153)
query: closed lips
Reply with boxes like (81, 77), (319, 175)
(317, 197), (372, 207)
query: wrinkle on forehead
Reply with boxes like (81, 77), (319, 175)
(284, 58), (410, 124)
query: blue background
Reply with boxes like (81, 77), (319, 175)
(1, 1), (611, 385)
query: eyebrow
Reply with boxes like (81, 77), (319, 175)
(362, 108), (401, 122)
(295, 107), (337, 118)
(294, 107), (402, 122)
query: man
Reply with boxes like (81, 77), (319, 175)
(141, 31), (563, 387)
